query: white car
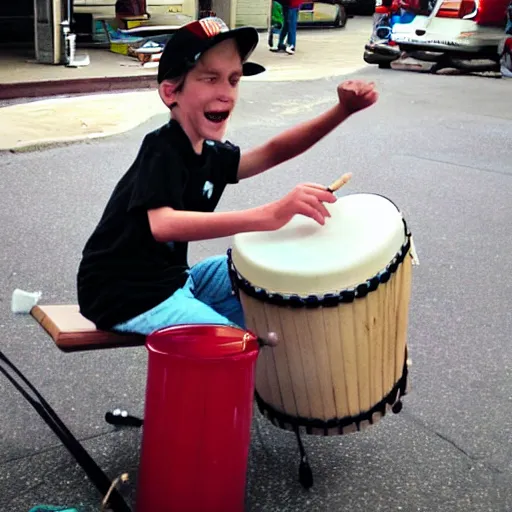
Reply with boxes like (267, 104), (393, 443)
(365, 0), (510, 71)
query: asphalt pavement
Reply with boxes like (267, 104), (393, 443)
(1, 67), (511, 512)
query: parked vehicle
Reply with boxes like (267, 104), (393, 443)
(270, 0), (348, 32)
(268, 0), (348, 48)
(364, 0), (511, 71)
(297, 1), (348, 27)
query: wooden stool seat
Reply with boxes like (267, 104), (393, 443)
(31, 305), (145, 352)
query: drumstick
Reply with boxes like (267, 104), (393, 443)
(327, 172), (352, 193)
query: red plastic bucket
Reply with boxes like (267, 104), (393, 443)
(136, 324), (260, 512)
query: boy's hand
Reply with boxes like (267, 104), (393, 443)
(262, 183), (337, 231)
(337, 80), (378, 115)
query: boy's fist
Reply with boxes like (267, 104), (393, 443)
(337, 80), (378, 115)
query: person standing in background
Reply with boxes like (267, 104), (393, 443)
(270, 0), (302, 55)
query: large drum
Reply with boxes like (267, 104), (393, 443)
(228, 193), (416, 436)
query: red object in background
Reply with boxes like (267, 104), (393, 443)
(136, 324), (260, 512)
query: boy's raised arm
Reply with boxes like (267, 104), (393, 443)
(237, 80), (378, 181)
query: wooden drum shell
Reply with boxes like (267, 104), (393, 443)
(237, 252), (412, 436)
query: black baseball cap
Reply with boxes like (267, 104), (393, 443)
(157, 17), (266, 83)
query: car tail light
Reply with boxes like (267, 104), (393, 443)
(436, 0), (479, 19)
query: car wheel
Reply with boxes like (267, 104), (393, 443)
(334, 5), (347, 28)
(351, 0), (376, 15)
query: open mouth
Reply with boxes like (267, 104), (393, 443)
(204, 111), (230, 123)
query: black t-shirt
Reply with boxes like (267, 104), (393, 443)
(77, 119), (241, 330)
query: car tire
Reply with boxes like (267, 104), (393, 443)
(334, 6), (348, 28)
(350, 0), (375, 15)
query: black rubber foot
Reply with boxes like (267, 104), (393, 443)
(299, 457), (314, 489)
(392, 401), (403, 414)
(294, 427), (314, 489)
(105, 409), (144, 427)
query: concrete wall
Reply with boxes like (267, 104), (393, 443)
(181, 0), (196, 19)
(235, 0), (269, 28)
(70, 0), (268, 29)
(73, 0), (196, 22)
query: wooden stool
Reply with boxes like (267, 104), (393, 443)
(31, 305), (144, 352)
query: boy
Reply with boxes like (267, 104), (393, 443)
(77, 17), (378, 336)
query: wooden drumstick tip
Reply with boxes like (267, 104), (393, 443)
(327, 172), (352, 193)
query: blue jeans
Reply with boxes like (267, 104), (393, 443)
(113, 255), (245, 336)
(278, 6), (298, 48)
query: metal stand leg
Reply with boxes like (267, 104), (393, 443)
(0, 351), (131, 512)
(294, 427), (313, 489)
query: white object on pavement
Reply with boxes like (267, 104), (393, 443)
(11, 289), (42, 314)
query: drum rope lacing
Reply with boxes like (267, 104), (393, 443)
(227, 217), (412, 308)
(253, 350), (408, 435)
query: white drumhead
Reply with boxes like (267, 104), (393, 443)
(230, 193), (407, 296)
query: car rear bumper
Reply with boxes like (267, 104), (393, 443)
(396, 41), (500, 59)
(392, 17), (504, 54)
(364, 42), (401, 62)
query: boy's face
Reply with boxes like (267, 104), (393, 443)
(162, 38), (243, 153)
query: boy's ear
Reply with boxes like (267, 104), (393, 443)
(158, 80), (180, 108)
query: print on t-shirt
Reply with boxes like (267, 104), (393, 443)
(203, 180), (214, 199)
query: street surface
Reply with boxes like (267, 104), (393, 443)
(1, 64), (511, 511)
